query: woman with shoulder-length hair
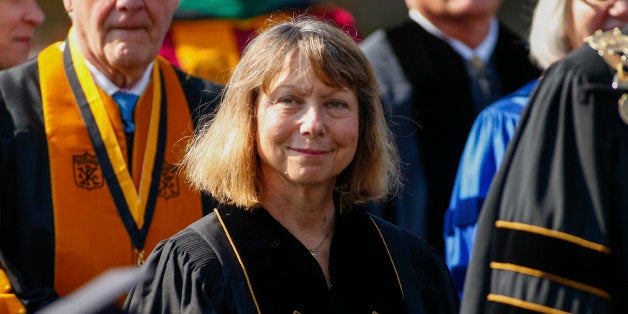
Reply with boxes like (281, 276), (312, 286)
(125, 18), (459, 314)
(183, 17), (398, 211)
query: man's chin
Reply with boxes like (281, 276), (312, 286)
(109, 46), (156, 69)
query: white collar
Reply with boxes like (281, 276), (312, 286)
(83, 59), (153, 97)
(408, 9), (498, 64)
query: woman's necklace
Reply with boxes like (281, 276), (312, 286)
(308, 218), (335, 257)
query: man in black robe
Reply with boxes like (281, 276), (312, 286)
(0, 0), (221, 311)
(360, 0), (540, 253)
(461, 28), (628, 313)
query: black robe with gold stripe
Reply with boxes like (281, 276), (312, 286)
(125, 204), (460, 313)
(461, 40), (628, 313)
(0, 49), (222, 311)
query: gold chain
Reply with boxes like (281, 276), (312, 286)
(134, 248), (146, 266)
(308, 218), (335, 257)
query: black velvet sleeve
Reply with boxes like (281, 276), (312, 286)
(404, 231), (460, 314)
(124, 228), (232, 314)
(461, 42), (628, 313)
(0, 60), (59, 312)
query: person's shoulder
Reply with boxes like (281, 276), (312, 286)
(168, 66), (224, 122)
(495, 22), (536, 59)
(482, 98), (525, 118)
(553, 28), (617, 77)
(385, 18), (424, 35)
(171, 66), (223, 93)
(368, 213), (445, 267)
(360, 29), (388, 52)
(0, 57), (39, 85)
(0, 58), (42, 117)
(496, 22), (527, 44)
(540, 42), (612, 94)
(125, 217), (225, 313)
(360, 29), (398, 69)
(482, 79), (538, 117)
(156, 218), (221, 270)
(360, 18), (421, 51)
(397, 227), (459, 303)
(163, 224), (215, 253)
(366, 212), (458, 307)
(370, 215), (450, 278)
(561, 44), (600, 70)
(398, 229), (446, 267)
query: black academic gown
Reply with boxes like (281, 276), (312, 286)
(125, 204), (459, 313)
(360, 19), (541, 253)
(461, 40), (628, 313)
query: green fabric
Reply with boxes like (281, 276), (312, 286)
(177, 0), (319, 18)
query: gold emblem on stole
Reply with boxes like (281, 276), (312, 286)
(73, 152), (104, 190)
(158, 161), (180, 199)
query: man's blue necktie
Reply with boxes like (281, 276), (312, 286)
(112, 92), (139, 133)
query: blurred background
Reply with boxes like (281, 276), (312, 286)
(34, 0), (537, 54)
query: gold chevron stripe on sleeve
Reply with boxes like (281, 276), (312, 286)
(487, 294), (569, 314)
(490, 262), (611, 300)
(495, 220), (610, 254)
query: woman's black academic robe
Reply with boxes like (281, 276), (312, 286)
(125, 205), (459, 313)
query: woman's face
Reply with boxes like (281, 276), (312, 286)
(256, 54), (359, 189)
(569, 0), (628, 50)
(0, 0), (45, 69)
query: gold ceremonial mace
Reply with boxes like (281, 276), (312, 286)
(585, 28), (628, 124)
